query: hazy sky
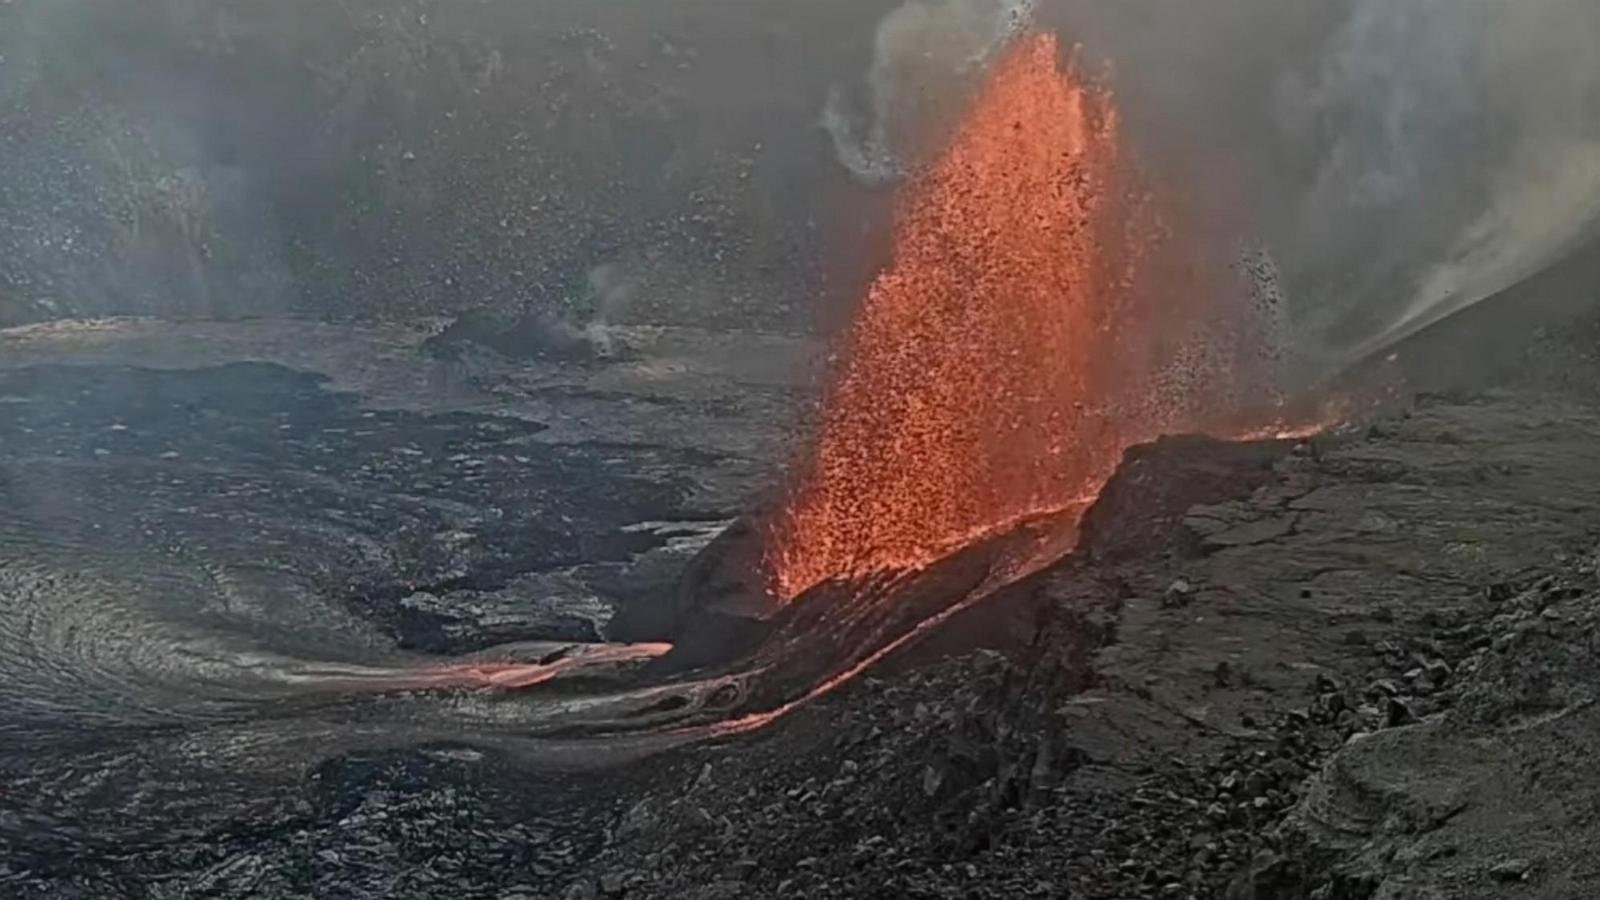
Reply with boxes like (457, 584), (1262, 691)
(5, 0), (1598, 380)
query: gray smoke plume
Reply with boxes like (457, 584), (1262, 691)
(1370, 1), (1600, 353)
(1270, 0), (1600, 369)
(583, 261), (638, 359)
(1071, 0), (1600, 377)
(822, 0), (1037, 185)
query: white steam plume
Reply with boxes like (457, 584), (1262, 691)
(823, 0), (1037, 185)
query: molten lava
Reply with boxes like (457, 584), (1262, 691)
(769, 34), (1148, 599)
(768, 32), (1307, 601)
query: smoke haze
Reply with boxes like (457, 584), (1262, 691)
(822, 0), (1036, 184)
(4, 0), (1598, 383)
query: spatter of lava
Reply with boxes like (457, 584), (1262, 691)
(767, 32), (1304, 601)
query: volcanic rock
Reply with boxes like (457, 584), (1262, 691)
(599, 871), (629, 896)
(1162, 579), (1194, 609)
(10, 309), (1600, 898)
(1385, 698), (1417, 728)
(1490, 859), (1533, 883)
(425, 309), (612, 363)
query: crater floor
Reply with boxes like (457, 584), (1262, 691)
(4, 316), (1599, 899)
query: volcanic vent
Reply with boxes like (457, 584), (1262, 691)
(766, 33), (1283, 602)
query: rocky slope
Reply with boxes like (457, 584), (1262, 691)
(559, 389), (1600, 900)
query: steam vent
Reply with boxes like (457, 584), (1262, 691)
(5, 3), (1600, 898)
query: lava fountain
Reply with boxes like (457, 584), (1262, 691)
(350, 30), (1333, 740)
(768, 32), (1262, 602)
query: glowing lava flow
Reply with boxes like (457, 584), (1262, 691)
(768, 33), (1169, 600)
(314, 642), (674, 693)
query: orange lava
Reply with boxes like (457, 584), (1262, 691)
(769, 34), (1157, 599)
(768, 32), (1319, 601)
(413, 642), (674, 690)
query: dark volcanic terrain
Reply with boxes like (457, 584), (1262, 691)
(3, 314), (1600, 899)
(565, 390), (1600, 900)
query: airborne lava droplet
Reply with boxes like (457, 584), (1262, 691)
(767, 33), (1296, 601)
